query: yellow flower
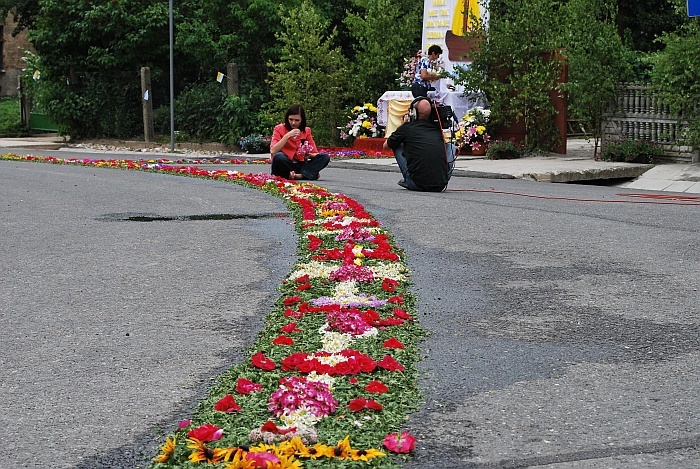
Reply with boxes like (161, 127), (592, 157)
(476, 125), (486, 135)
(326, 435), (353, 459)
(349, 447), (386, 461)
(353, 105), (361, 112)
(297, 442), (331, 459)
(362, 121), (372, 129)
(153, 437), (176, 463)
(224, 450), (256, 469)
(187, 438), (229, 464)
(274, 454), (303, 469)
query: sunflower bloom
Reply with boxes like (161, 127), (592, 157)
(224, 450), (255, 469)
(153, 437), (176, 463)
(349, 447), (386, 461)
(327, 436), (353, 459)
(187, 438), (228, 464)
(274, 454), (303, 469)
(298, 442), (331, 459)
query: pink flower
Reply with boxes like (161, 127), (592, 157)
(382, 430), (416, 453)
(246, 451), (281, 468)
(177, 419), (191, 429)
(187, 423), (223, 442)
(214, 394), (241, 413)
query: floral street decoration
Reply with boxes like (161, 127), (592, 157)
(455, 106), (491, 153)
(339, 103), (384, 144)
(3, 152), (422, 468)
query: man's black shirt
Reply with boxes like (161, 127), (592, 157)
(386, 119), (448, 190)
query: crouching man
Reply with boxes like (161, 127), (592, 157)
(382, 97), (455, 192)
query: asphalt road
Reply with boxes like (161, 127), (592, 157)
(1, 155), (699, 468)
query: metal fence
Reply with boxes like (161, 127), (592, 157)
(601, 83), (698, 163)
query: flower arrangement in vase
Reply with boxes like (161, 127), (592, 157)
(397, 50), (423, 90)
(455, 106), (491, 155)
(339, 103), (384, 144)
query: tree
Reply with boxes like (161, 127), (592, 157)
(561, 0), (631, 155)
(344, 0), (422, 101)
(266, 0), (351, 145)
(0, 0), (40, 35)
(651, 19), (700, 150)
(452, 0), (566, 152)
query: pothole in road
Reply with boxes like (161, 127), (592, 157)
(96, 212), (289, 222)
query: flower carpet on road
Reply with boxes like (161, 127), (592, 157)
(2, 153), (421, 468)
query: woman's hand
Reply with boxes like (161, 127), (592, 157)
(287, 129), (301, 140)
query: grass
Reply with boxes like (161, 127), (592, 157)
(0, 96), (34, 137)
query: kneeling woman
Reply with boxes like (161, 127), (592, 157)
(270, 104), (330, 180)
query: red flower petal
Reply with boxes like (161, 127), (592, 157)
(187, 423), (223, 442)
(365, 380), (389, 393)
(214, 394), (241, 413)
(295, 282), (312, 291)
(235, 377), (262, 394)
(251, 351), (276, 371)
(393, 308), (412, 320)
(272, 335), (294, 346)
(381, 278), (399, 292)
(387, 295), (404, 304)
(383, 337), (404, 349)
(348, 398), (368, 412)
(283, 296), (302, 306)
(281, 322), (301, 333)
(365, 399), (383, 411)
(295, 274), (310, 283)
(377, 355), (404, 372)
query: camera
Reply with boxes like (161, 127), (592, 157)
(432, 104), (454, 129)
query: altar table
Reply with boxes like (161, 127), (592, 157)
(377, 90), (487, 137)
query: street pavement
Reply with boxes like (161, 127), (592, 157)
(1, 137), (699, 468)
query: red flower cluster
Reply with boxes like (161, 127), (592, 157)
(281, 349), (377, 376)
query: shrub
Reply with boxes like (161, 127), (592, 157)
(486, 139), (525, 160)
(239, 134), (271, 153)
(598, 138), (663, 163)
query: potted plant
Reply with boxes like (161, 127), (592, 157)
(338, 103), (384, 146)
(455, 106), (491, 155)
(486, 139), (525, 160)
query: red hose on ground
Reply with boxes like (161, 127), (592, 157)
(445, 188), (700, 206)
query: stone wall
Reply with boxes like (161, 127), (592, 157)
(1, 14), (34, 97)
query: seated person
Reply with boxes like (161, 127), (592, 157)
(270, 103), (330, 180)
(383, 97), (455, 192)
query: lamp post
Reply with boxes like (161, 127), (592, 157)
(169, 0), (175, 151)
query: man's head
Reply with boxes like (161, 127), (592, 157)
(427, 45), (443, 60)
(414, 98), (433, 120)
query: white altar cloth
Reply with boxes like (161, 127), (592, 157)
(377, 90), (486, 137)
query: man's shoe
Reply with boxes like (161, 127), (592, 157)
(397, 179), (408, 189)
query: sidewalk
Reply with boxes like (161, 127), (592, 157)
(2, 134), (700, 194)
